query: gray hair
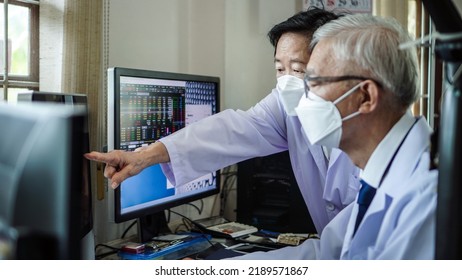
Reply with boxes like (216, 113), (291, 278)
(311, 14), (419, 109)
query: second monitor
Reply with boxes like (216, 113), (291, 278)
(107, 67), (220, 242)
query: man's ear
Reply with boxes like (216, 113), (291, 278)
(358, 80), (380, 114)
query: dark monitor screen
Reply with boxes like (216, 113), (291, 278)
(0, 103), (86, 259)
(16, 91), (93, 239)
(17, 91), (88, 106)
(107, 67), (220, 242)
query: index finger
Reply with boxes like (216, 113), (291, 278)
(84, 151), (112, 164)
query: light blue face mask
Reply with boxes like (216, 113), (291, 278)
(295, 82), (363, 148)
(277, 75), (305, 116)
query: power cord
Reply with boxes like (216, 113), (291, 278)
(185, 200), (204, 215)
(121, 220), (137, 239)
(220, 165), (238, 216)
(94, 243), (119, 259)
(168, 209), (218, 249)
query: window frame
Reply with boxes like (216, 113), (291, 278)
(0, 0), (39, 92)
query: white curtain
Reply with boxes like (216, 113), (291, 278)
(61, 0), (103, 155)
(373, 0), (409, 28)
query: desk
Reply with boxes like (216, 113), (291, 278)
(96, 233), (281, 260)
(190, 238), (281, 259)
(97, 233), (215, 260)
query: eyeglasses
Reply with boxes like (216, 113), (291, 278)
(303, 75), (382, 98)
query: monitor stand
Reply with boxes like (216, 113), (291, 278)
(137, 211), (170, 243)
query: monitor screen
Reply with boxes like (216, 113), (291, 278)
(16, 91), (94, 259)
(0, 102), (86, 259)
(107, 67), (220, 242)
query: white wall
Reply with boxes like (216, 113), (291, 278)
(108, 0), (222, 74)
(223, 0), (299, 110)
(108, 0), (299, 111)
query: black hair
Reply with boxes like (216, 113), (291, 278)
(267, 7), (341, 53)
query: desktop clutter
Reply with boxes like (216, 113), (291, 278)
(100, 216), (318, 260)
(117, 232), (213, 260)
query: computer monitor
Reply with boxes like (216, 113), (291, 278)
(107, 67), (220, 242)
(17, 91), (88, 106)
(16, 91), (94, 259)
(0, 102), (87, 259)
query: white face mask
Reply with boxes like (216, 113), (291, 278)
(295, 82), (363, 148)
(277, 75), (305, 116)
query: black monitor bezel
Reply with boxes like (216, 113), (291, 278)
(109, 67), (221, 224)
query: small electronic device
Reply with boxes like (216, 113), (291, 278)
(120, 242), (146, 254)
(276, 233), (309, 246)
(107, 67), (221, 242)
(192, 216), (258, 238)
(192, 216), (230, 228)
(206, 222), (258, 238)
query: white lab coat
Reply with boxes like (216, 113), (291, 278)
(232, 117), (437, 259)
(159, 88), (361, 233)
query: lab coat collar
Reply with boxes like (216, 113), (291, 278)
(369, 117), (431, 201)
(358, 117), (431, 215)
(328, 148), (345, 168)
(361, 111), (416, 188)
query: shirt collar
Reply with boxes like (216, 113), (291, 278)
(361, 111), (416, 188)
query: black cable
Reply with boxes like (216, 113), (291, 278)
(95, 250), (119, 260)
(95, 243), (119, 251)
(168, 209), (217, 248)
(166, 209), (171, 223)
(174, 222), (189, 233)
(168, 209), (190, 221)
(185, 202), (202, 215)
(199, 199), (204, 213)
(220, 168), (237, 216)
(121, 220), (137, 239)
(94, 243), (119, 259)
(167, 209), (189, 232)
(226, 173), (237, 196)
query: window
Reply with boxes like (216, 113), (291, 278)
(410, 0), (443, 130)
(0, 0), (39, 102)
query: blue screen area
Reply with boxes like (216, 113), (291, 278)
(120, 165), (173, 209)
